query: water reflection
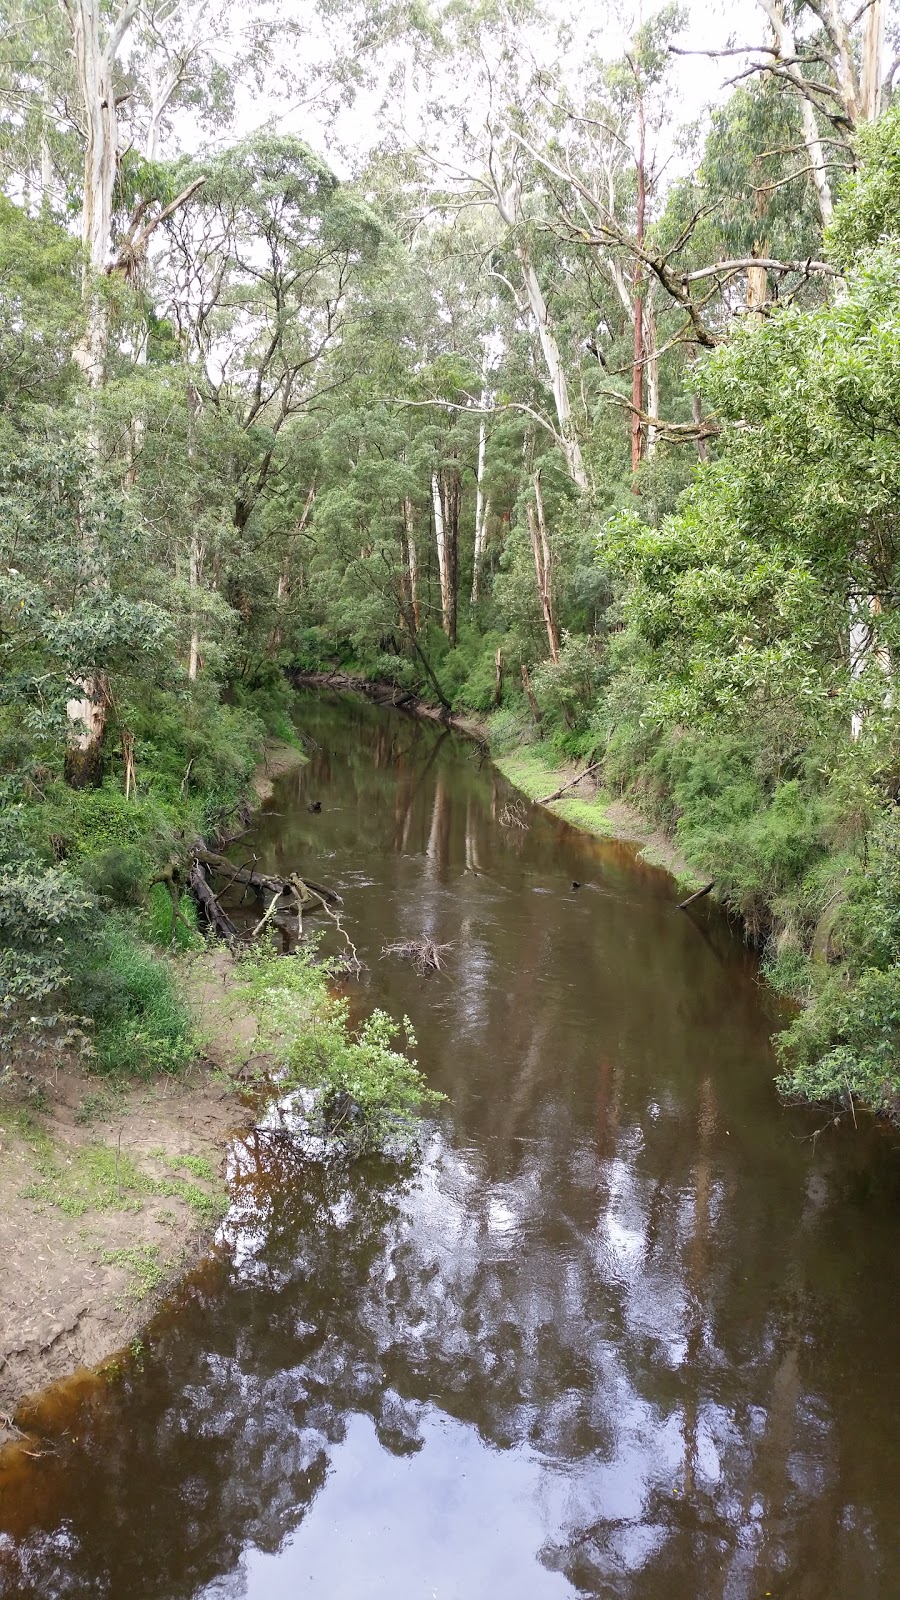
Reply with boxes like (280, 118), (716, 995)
(1, 693), (898, 1600)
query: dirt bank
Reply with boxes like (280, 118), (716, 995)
(492, 745), (703, 891)
(0, 745), (305, 1441)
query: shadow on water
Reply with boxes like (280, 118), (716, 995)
(2, 690), (899, 1600)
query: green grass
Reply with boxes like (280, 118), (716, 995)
(18, 1134), (226, 1223)
(100, 1244), (168, 1299)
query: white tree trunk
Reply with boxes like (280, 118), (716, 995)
(403, 496), (420, 630)
(850, 592), (891, 740)
(471, 406), (489, 603)
(644, 297), (659, 460)
(68, 0), (139, 383)
(758, 0), (834, 225)
(516, 242), (588, 489)
(527, 473), (560, 664)
(861, 0), (885, 120)
(432, 472), (452, 637)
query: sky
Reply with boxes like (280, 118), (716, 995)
(219, 0), (758, 180)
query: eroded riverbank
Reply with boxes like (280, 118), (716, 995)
(0, 740), (307, 1433)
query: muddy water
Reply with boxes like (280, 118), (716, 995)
(2, 691), (899, 1600)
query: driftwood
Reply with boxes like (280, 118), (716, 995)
(170, 845), (343, 949)
(192, 847), (341, 908)
(677, 880), (715, 911)
(538, 762), (602, 805)
(382, 939), (452, 975)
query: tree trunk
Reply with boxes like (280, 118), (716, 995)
(443, 468), (459, 647)
(432, 470), (458, 644)
(403, 496), (420, 630)
(64, 681), (107, 787)
(521, 663), (542, 725)
(187, 379), (203, 681)
(515, 241), (588, 490)
(645, 295), (659, 460)
(631, 96), (647, 479)
(692, 393), (710, 463)
(432, 472), (451, 639)
(861, 0), (885, 120)
(746, 241), (768, 320)
(759, 1), (833, 225)
(471, 407), (489, 604)
(527, 471), (560, 664)
(493, 645), (504, 707)
(63, 1), (139, 783)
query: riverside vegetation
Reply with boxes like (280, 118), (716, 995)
(2, 0), (900, 1124)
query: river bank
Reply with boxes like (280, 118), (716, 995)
(0, 739), (306, 1438)
(293, 671), (705, 892)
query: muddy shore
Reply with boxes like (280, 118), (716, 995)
(0, 739), (305, 1439)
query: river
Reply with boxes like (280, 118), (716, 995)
(1, 690), (898, 1599)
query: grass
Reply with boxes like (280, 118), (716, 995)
(491, 745), (705, 888)
(18, 1132), (226, 1224)
(100, 1244), (168, 1300)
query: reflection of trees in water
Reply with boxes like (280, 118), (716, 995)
(3, 694), (898, 1598)
(4, 1095), (895, 1600)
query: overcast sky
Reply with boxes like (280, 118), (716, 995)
(220, 0), (756, 179)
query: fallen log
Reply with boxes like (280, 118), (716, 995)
(537, 761), (602, 805)
(192, 847), (341, 907)
(677, 880), (715, 912)
(188, 860), (239, 942)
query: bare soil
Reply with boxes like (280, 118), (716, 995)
(0, 1017), (252, 1437)
(0, 745), (305, 1442)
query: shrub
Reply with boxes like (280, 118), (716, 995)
(70, 919), (194, 1076)
(239, 944), (444, 1154)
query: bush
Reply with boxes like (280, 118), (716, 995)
(777, 965), (900, 1115)
(70, 919), (194, 1077)
(239, 944), (444, 1154)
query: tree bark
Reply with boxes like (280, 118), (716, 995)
(515, 241), (588, 489)
(631, 94), (647, 479)
(758, 0), (834, 225)
(471, 405), (489, 604)
(861, 0), (885, 120)
(403, 496), (420, 630)
(527, 471), (560, 664)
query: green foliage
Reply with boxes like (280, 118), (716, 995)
(70, 920), (194, 1077)
(827, 104), (900, 268)
(239, 945), (444, 1154)
(777, 966), (900, 1115)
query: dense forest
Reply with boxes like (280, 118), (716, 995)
(2, 0), (900, 1116)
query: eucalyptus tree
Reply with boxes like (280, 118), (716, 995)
(159, 135), (385, 677)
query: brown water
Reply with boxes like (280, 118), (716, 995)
(2, 691), (899, 1600)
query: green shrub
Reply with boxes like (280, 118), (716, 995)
(777, 965), (900, 1115)
(80, 845), (149, 906)
(239, 944), (444, 1154)
(71, 920), (194, 1076)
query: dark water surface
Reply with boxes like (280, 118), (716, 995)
(2, 692), (899, 1600)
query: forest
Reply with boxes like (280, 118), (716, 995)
(2, 0), (900, 1117)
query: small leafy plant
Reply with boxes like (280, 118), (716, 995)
(240, 944), (444, 1155)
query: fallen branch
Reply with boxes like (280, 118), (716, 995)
(188, 860), (239, 943)
(538, 761), (602, 805)
(382, 939), (453, 975)
(677, 880), (715, 911)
